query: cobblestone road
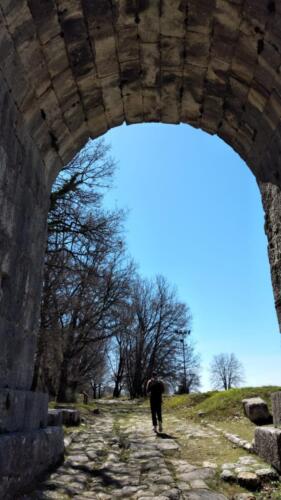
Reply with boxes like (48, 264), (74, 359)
(23, 401), (234, 499)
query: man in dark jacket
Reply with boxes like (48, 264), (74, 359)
(146, 371), (165, 433)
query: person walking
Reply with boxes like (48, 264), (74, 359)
(146, 371), (165, 433)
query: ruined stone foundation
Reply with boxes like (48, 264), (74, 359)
(0, 390), (64, 498)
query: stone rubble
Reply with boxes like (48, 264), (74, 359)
(220, 455), (279, 490)
(206, 423), (254, 453)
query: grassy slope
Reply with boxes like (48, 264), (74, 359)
(164, 387), (281, 499)
(164, 386), (281, 420)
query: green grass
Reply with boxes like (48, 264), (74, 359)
(216, 418), (256, 442)
(163, 392), (216, 410)
(164, 386), (281, 421)
(163, 387), (281, 498)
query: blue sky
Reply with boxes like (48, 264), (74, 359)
(103, 123), (281, 391)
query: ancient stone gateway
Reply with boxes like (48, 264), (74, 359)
(1, 0), (281, 496)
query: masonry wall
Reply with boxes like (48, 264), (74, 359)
(0, 74), (50, 391)
(0, 72), (64, 498)
(259, 181), (281, 329)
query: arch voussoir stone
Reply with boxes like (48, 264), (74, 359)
(0, 0), (281, 496)
(259, 180), (281, 328)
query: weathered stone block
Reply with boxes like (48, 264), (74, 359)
(0, 426), (64, 499)
(272, 391), (281, 426)
(0, 389), (48, 433)
(242, 397), (272, 425)
(254, 427), (281, 472)
(160, 0), (186, 38)
(60, 408), (81, 426)
(48, 409), (63, 427)
(237, 471), (260, 490)
(259, 182), (281, 331)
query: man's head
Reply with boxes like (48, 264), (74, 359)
(152, 371), (157, 379)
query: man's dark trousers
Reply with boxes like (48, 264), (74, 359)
(150, 398), (162, 426)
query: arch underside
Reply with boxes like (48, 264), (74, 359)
(0, 0), (280, 186)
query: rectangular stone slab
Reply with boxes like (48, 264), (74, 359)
(242, 397), (271, 424)
(0, 389), (48, 433)
(254, 427), (281, 472)
(272, 391), (281, 426)
(60, 408), (81, 426)
(0, 426), (64, 499)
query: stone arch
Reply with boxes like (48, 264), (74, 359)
(1, 0), (281, 181)
(1, 0), (281, 495)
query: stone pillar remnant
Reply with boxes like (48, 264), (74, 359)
(272, 392), (281, 427)
(255, 427), (281, 473)
(0, 77), (64, 497)
(259, 182), (281, 332)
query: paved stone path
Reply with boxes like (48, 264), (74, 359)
(23, 402), (234, 499)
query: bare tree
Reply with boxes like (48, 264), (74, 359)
(109, 274), (195, 398)
(108, 305), (132, 398)
(32, 138), (198, 402)
(75, 339), (108, 400)
(210, 353), (245, 391)
(54, 251), (132, 402)
(32, 139), (129, 401)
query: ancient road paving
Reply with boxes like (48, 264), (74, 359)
(24, 401), (234, 499)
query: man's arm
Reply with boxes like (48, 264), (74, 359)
(146, 379), (152, 394)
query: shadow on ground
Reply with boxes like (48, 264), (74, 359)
(156, 432), (175, 439)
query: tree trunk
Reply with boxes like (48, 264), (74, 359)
(113, 379), (122, 397)
(92, 383), (97, 399)
(113, 357), (124, 397)
(57, 358), (69, 402)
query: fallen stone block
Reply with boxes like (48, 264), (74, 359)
(242, 397), (272, 425)
(254, 427), (281, 472)
(221, 469), (236, 482)
(237, 471), (260, 490)
(255, 468), (279, 482)
(220, 455), (279, 490)
(272, 391), (281, 426)
(60, 409), (81, 426)
(48, 409), (63, 427)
